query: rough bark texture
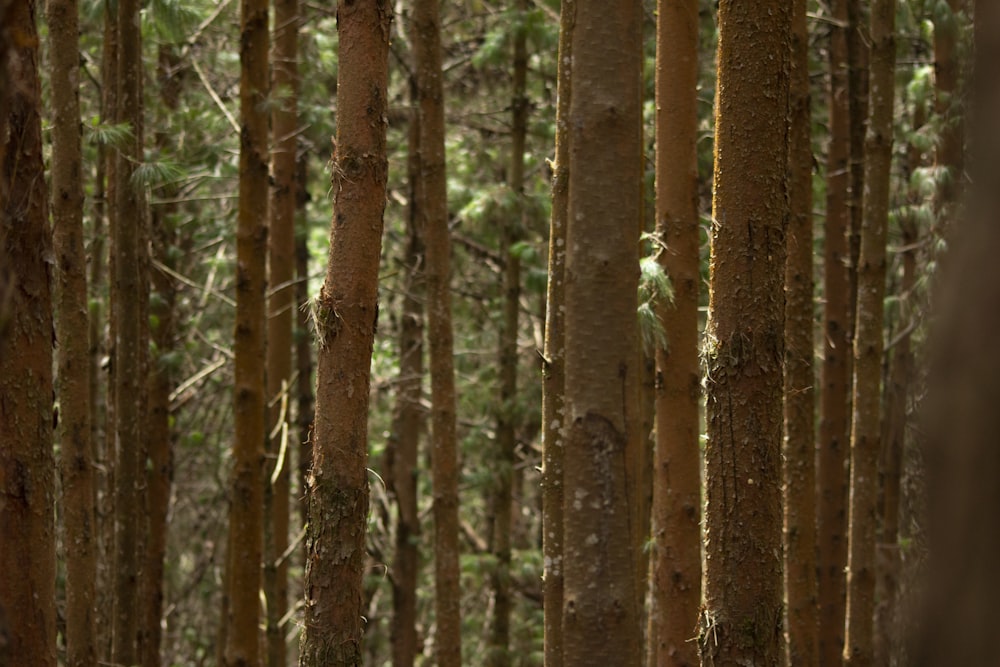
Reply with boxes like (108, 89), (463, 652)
(412, 0), (462, 664)
(111, 0), (147, 660)
(818, 0), (853, 661)
(266, 1), (298, 663)
(843, 0), (895, 661)
(561, 1), (643, 665)
(650, 0), (701, 663)
(389, 84), (424, 667)
(299, 2), (391, 665)
(224, 0), (269, 662)
(541, 3), (571, 665)
(699, 0), (789, 664)
(783, 0), (818, 662)
(0, 3), (56, 665)
(48, 0), (97, 663)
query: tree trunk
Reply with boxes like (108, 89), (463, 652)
(298, 1), (391, 665)
(650, 0), (701, 662)
(48, 0), (97, 663)
(783, 0), (818, 662)
(265, 1), (298, 663)
(413, 0), (462, 663)
(224, 0), (269, 662)
(933, 0), (964, 209)
(699, 0), (790, 664)
(112, 0), (148, 659)
(561, 1), (644, 665)
(0, 3), (56, 665)
(295, 151), (314, 543)
(818, 0), (853, 661)
(390, 77), (425, 667)
(542, 2), (571, 664)
(843, 0), (895, 661)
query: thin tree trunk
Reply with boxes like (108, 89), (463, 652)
(843, 0), (895, 661)
(298, 2), (391, 665)
(650, 0), (701, 662)
(818, 0), (853, 661)
(561, 1), (644, 664)
(699, 0), (790, 663)
(0, 3), (56, 665)
(295, 151), (313, 541)
(847, 0), (869, 350)
(783, 0), (818, 662)
(413, 0), (463, 663)
(48, 0), (97, 662)
(112, 0), (147, 659)
(390, 77), (425, 667)
(224, 0), (269, 662)
(266, 1), (298, 663)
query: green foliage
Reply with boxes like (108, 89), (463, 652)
(85, 118), (133, 148)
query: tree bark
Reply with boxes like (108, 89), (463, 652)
(298, 1), (391, 665)
(412, 0), (462, 664)
(783, 0), (818, 662)
(0, 3), (56, 665)
(224, 0), (269, 662)
(650, 0), (701, 662)
(699, 0), (790, 664)
(561, 1), (644, 665)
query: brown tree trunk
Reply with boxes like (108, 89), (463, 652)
(847, 0), (869, 348)
(295, 152), (314, 542)
(389, 77), (425, 667)
(265, 1), (298, 663)
(413, 0), (462, 663)
(561, 1), (644, 665)
(699, 0), (790, 664)
(933, 0), (964, 209)
(650, 0), (701, 662)
(843, 0), (895, 661)
(0, 3), (56, 665)
(48, 0), (97, 662)
(224, 0), (269, 662)
(818, 0), (853, 661)
(112, 0), (148, 660)
(298, 2), (391, 665)
(783, 0), (818, 662)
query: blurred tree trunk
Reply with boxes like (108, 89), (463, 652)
(783, 0), (818, 662)
(295, 150), (313, 542)
(487, 2), (528, 664)
(933, 0), (964, 209)
(0, 2), (56, 665)
(650, 0), (701, 662)
(847, 0), (869, 348)
(561, 1), (643, 664)
(413, 0), (463, 663)
(111, 0), (148, 660)
(299, 1), (391, 665)
(699, 0), (790, 663)
(843, 0), (895, 661)
(223, 0), (269, 662)
(265, 1), (298, 663)
(818, 0), (853, 661)
(542, 2), (571, 664)
(48, 0), (97, 663)
(389, 73), (425, 667)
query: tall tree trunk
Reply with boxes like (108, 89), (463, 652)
(933, 0), (964, 209)
(224, 0), (269, 661)
(111, 0), (147, 659)
(699, 0), (790, 663)
(295, 151), (314, 542)
(783, 0), (818, 662)
(561, 1), (643, 664)
(847, 0), (869, 350)
(650, 0), (701, 662)
(299, 1), (391, 664)
(843, 0), (895, 661)
(266, 1), (298, 664)
(0, 3), (56, 665)
(413, 0), (462, 663)
(818, 0), (853, 661)
(48, 0), (97, 663)
(390, 77), (425, 667)
(488, 3), (528, 664)
(542, 2), (572, 664)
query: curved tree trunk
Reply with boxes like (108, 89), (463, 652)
(699, 0), (790, 663)
(299, 2), (391, 665)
